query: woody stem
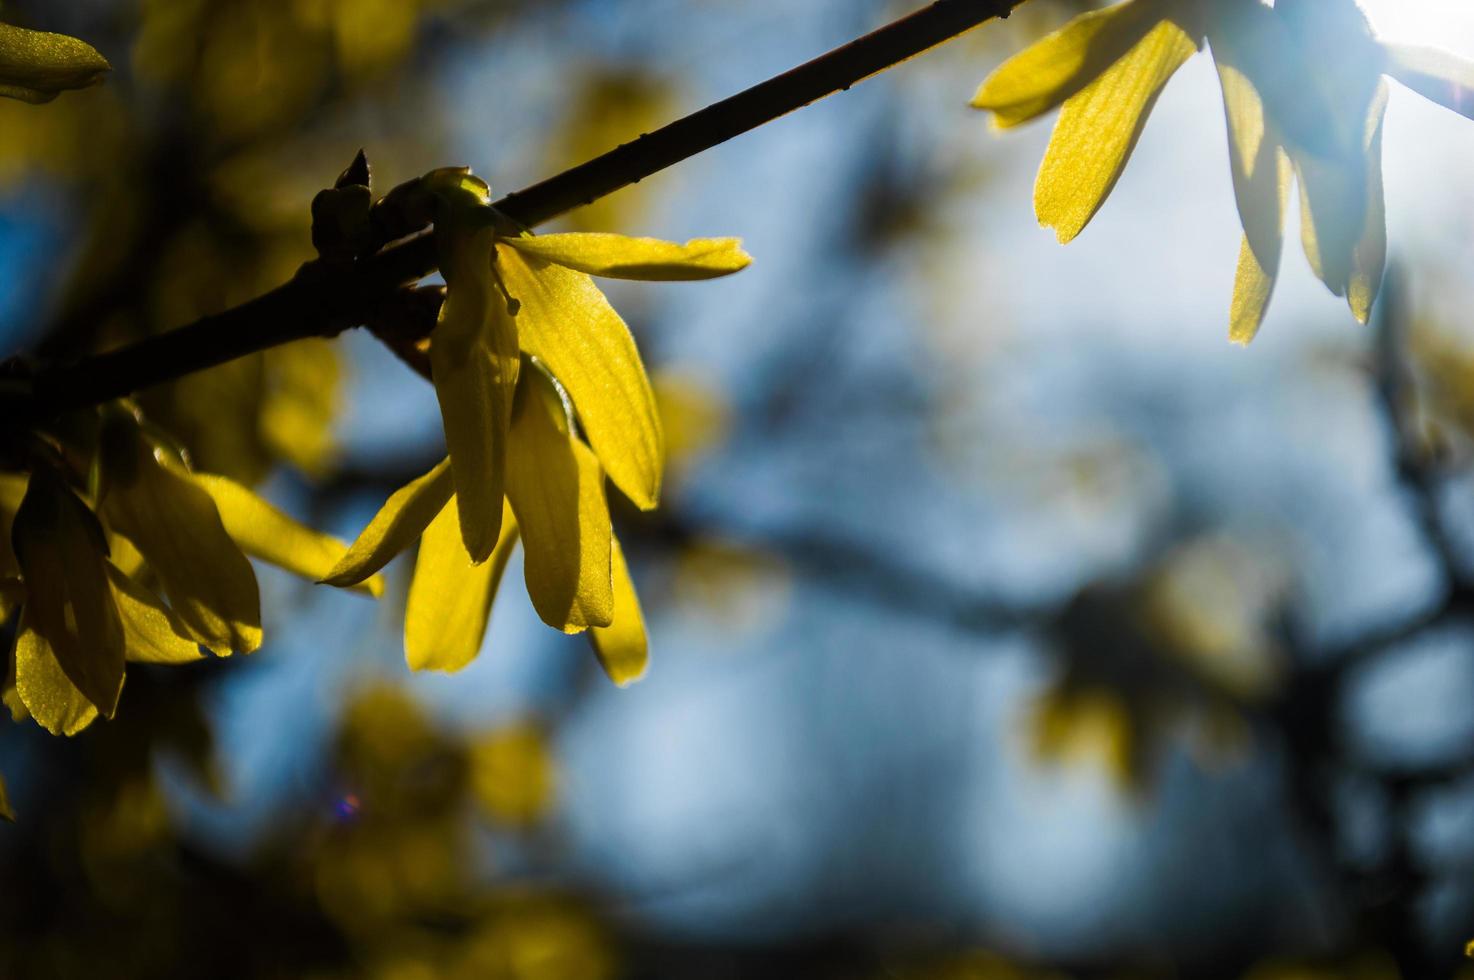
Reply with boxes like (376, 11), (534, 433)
(9, 0), (1025, 420)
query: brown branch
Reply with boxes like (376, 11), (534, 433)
(8, 0), (1024, 422)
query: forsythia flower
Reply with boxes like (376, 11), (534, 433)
(972, 0), (1474, 343)
(323, 170), (750, 685)
(1, 410), (379, 736)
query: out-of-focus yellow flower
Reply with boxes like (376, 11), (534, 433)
(469, 722), (556, 829)
(551, 69), (676, 232)
(0, 21), (110, 104)
(451, 896), (616, 980)
(1137, 534), (1286, 701)
(0, 770), (13, 822)
(653, 370), (730, 481)
(0, 409), (380, 737)
(1032, 685), (1138, 785)
(325, 169), (749, 686)
(973, 0), (1474, 342)
(1031, 533), (1290, 792)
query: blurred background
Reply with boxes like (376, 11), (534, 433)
(2, 0), (1474, 976)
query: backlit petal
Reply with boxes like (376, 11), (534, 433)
(405, 497), (517, 673)
(0, 472), (26, 579)
(1291, 81), (1387, 313)
(15, 625), (98, 736)
(108, 564), (204, 665)
(1384, 43), (1474, 121)
(101, 421), (261, 655)
(587, 536), (648, 686)
(322, 458), (454, 587)
(2, 637), (26, 723)
(497, 244), (663, 509)
(1293, 151), (1360, 298)
(1209, 9), (1290, 273)
(11, 470), (125, 717)
(432, 224), (518, 561)
(505, 366), (614, 632)
(1349, 84), (1389, 324)
(1035, 17), (1198, 243)
(191, 472), (382, 597)
(1228, 148), (1292, 345)
(972, 0), (1163, 128)
(505, 233), (751, 281)
(1205, 0), (1338, 159)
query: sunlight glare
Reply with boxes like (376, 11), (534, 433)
(1356, 0), (1474, 48)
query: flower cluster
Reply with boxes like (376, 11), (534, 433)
(973, 0), (1474, 342)
(323, 170), (750, 685)
(2, 409), (377, 737)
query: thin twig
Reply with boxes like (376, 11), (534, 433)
(7, 0), (1023, 421)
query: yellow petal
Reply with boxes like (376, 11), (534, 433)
(1230, 237), (1275, 346)
(1034, 17), (1198, 243)
(1296, 165), (1325, 284)
(190, 472), (382, 597)
(588, 535), (648, 686)
(1204, 1), (1338, 160)
(1228, 149), (1292, 345)
(1210, 18), (1289, 271)
(321, 457), (455, 587)
(0, 23), (110, 104)
(101, 421), (261, 655)
(1349, 84), (1389, 325)
(108, 564), (204, 665)
(1214, 49), (1289, 341)
(497, 244), (663, 509)
(1384, 43), (1474, 121)
(432, 224), (519, 562)
(505, 233), (751, 281)
(15, 626), (98, 736)
(0, 474), (19, 618)
(1217, 59), (1265, 191)
(505, 366), (614, 632)
(11, 470), (125, 717)
(1291, 81), (1388, 316)
(405, 497), (517, 673)
(2, 636), (26, 723)
(0, 578), (20, 627)
(107, 531), (147, 579)
(1293, 150), (1359, 298)
(0, 472), (26, 579)
(972, 0), (1162, 128)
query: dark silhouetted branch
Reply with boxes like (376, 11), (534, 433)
(8, 0), (1024, 421)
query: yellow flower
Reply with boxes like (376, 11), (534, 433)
(324, 173), (750, 685)
(327, 372), (648, 685)
(973, 0), (1474, 342)
(1, 409), (379, 736)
